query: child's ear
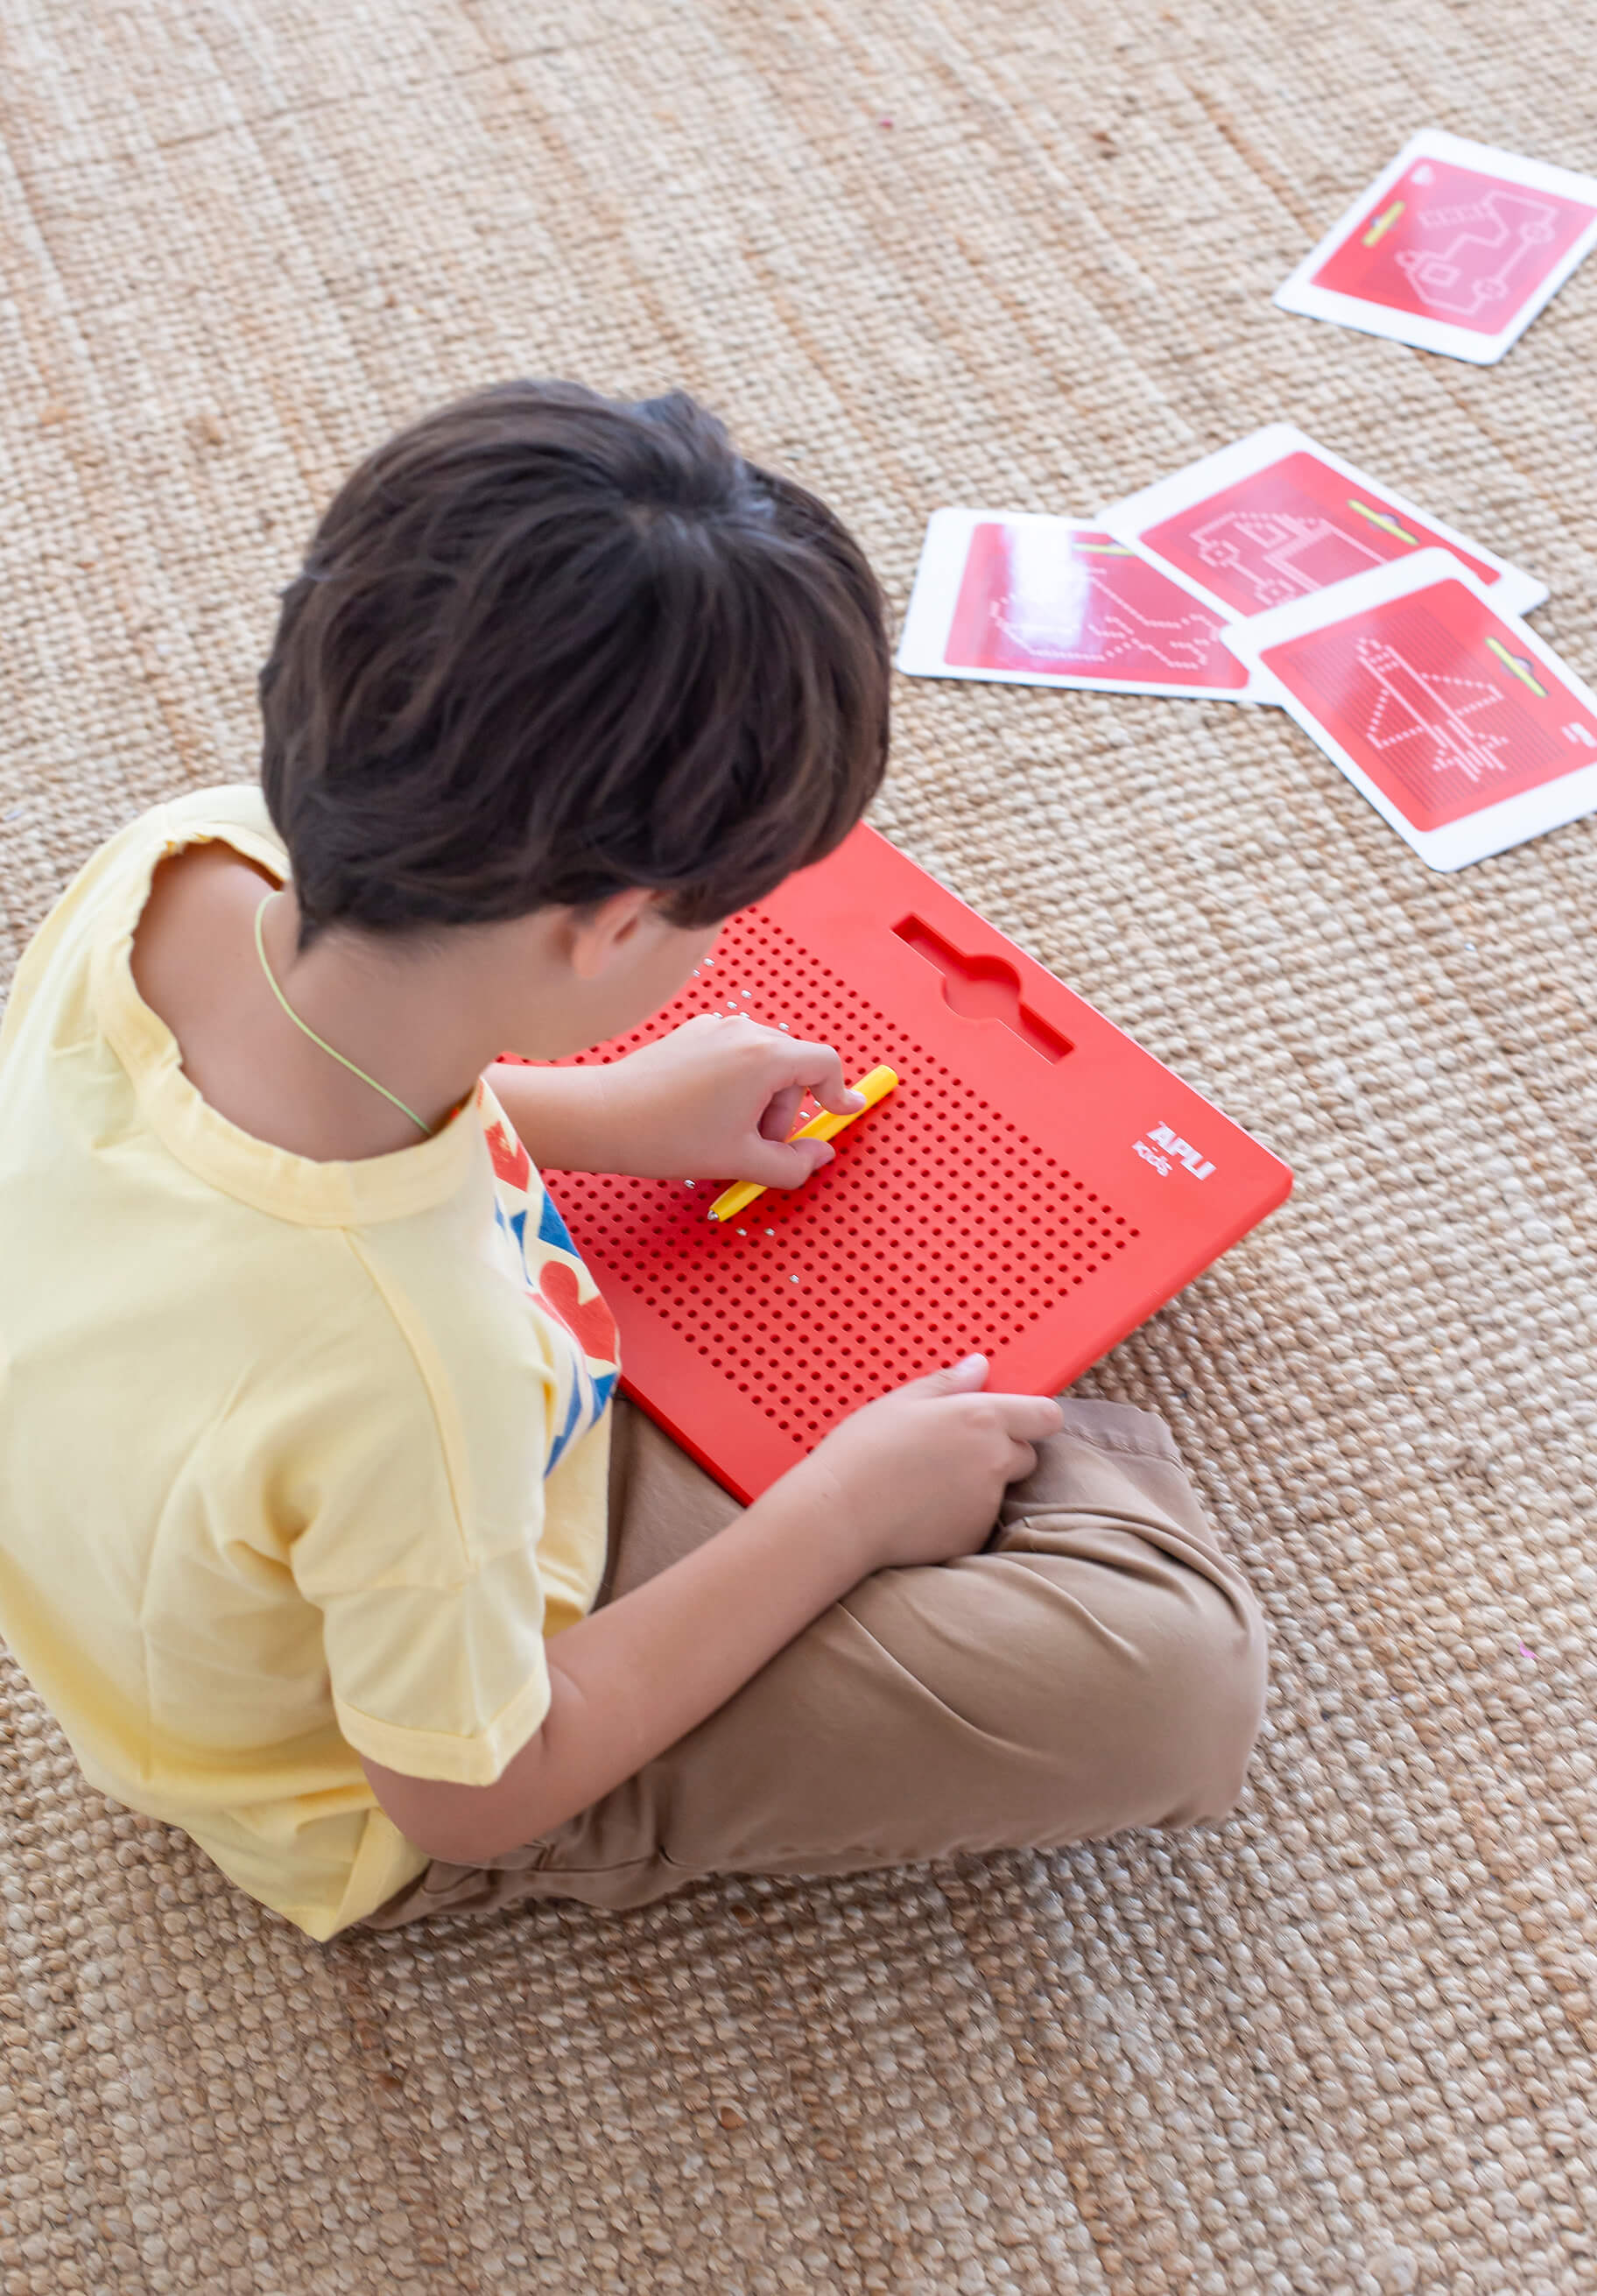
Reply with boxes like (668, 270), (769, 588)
(566, 887), (659, 982)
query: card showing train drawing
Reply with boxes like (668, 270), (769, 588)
(1275, 130), (1597, 363)
(897, 511), (1267, 701)
(1098, 426), (1547, 623)
(1222, 550), (1597, 870)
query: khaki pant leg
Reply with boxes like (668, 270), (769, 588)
(597, 1394), (745, 1602)
(983, 1398), (1269, 1835)
(362, 1398), (1268, 1928)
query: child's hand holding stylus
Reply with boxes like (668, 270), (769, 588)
(707, 1062), (896, 1222)
(535, 1011), (868, 1187)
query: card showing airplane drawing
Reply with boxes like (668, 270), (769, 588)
(1222, 549), (1597, 869)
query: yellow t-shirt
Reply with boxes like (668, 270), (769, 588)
(0, 786), (620, 1940)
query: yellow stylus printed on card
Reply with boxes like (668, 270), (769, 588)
(709, 1066), (899, 1223)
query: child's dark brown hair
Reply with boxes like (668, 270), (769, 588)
(259, 380), (891, 950)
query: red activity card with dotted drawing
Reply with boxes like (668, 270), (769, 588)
(534, 825), (1292, 1504)
(1223, 548), (1597, 873)
(897, 510), (1267, 701)
(1098, 425), (1546, 622)
(1274, 130), (1597, 365)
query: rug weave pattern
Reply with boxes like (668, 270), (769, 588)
(2, 4), (1595, 2291)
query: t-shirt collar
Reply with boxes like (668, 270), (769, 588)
(90, 805), (484, 1227)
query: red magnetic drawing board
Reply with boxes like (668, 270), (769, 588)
(538, 824), (1292, 1504)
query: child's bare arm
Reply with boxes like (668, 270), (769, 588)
(359, 1360), (1062, 1865)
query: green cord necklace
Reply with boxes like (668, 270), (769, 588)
(253, 895), (433, 1138)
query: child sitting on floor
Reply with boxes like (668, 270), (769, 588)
(0, 381), (1267, 1940)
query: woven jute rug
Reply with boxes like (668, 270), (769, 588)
(3, 3), (1594, 2290)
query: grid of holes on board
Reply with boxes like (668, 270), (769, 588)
(547, 910), (1137, 1445)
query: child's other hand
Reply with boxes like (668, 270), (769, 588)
(781, 1356), (1065, 1574)
(599, 1013), (866, 1186)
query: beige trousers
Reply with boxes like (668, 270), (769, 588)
(362, 1397), (1268, 1926)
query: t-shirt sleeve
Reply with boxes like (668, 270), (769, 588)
(314, 1545), (553, 1787)
(280, 1279), (562, 1791)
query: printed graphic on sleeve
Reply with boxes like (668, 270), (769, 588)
(1140, 450), (1500, 615)
(945, 522), (1249, 689)
(1312, 154), (1597, 333)
(485, 1107), (619, 1469)
(1259, 579), (1597, 829)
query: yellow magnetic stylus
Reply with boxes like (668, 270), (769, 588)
(707, 1065), (899, 1224)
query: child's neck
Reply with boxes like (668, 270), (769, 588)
(130, 845), (501, 1162)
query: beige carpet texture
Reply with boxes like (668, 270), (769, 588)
(3, 2), (1595, 2291)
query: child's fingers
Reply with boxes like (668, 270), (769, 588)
(997, 1394), (1066, 1443)
(894, 1356), (990, 1398)
(774, 1035), (867, 1116)
(757, 1082), (808, 1143)
(736, 1134), (836, 1188)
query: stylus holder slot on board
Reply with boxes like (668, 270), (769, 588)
(891, 916), (1073, 1065)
